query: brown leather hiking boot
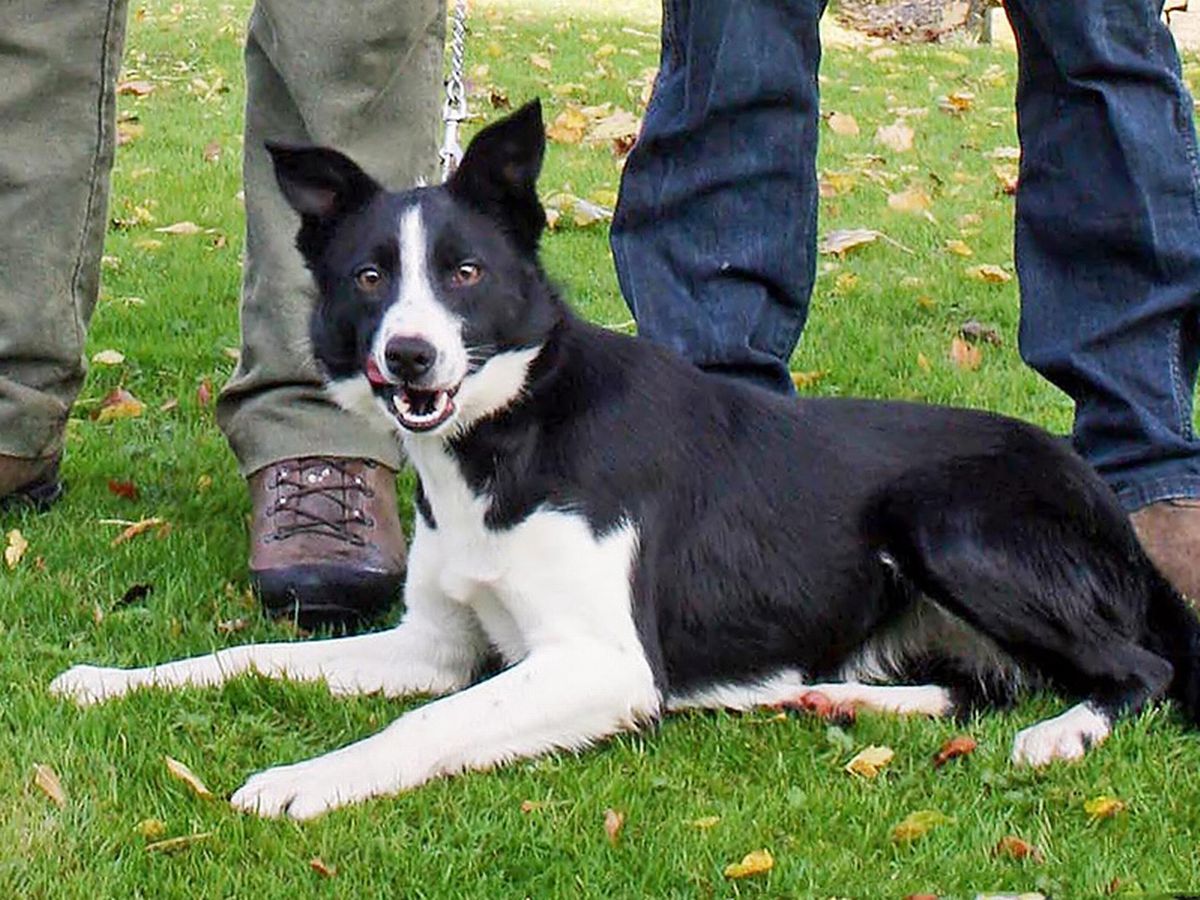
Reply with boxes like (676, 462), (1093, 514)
(248, 457), (407, 628)
(0, 454), (62, 511)
(1131, 498), (1200, 603)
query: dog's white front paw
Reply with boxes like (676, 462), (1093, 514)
(49, 664), (138, 707)
(230, 748), (401, 820)
(1011, 703), (1111, 767)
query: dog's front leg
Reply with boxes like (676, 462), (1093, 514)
(230, 640), (660, 819)
(49, 594), (485, 705)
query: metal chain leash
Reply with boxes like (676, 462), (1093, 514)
(439, 0), (469, 182)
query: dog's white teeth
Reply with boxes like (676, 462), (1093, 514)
(393, 391), (451, 424)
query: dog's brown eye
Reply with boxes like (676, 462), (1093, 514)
(355, 267), (382, 291)
(451, 262), (483, 287)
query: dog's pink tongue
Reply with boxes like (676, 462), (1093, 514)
(365, 356), (389, 386)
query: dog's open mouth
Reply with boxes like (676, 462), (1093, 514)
(365, 357), (459, 432)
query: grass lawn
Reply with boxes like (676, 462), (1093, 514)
(5, 0), (1200, 895)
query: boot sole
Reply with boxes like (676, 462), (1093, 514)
(251, 564), (404, 630)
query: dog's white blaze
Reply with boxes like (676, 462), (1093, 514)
(667, 670), (950, 716)
(372, 205), (468, 389)
(1011, 702), (1111, 766)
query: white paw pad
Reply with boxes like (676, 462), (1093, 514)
(1011, 703), (1111, 767)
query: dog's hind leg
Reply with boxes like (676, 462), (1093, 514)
(50, 583), (486, 706)
(666, 671), (952, 717)
(867, 452), (1175, 766)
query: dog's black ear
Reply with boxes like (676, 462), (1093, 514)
(447, 100), (546, 254)
(266, 142), (382, 221)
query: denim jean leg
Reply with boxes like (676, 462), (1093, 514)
(1007, 0), (1200, 510)
(610, 0), (826, 394)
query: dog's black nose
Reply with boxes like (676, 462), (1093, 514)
(385, 335), (437, 382)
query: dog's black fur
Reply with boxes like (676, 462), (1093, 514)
(272, 100), (1200, 752)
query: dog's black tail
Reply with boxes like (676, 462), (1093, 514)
(1143, 571), (1200, 726)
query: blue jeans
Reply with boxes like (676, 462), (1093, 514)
(611, 0), (1200, 510)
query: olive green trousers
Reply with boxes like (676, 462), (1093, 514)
(0, 0), (444, 474)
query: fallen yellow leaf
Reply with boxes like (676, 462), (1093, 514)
(546, 105), (588, 144)
(876, 120), (914, 153)
(5, 529), (29, 570)
(887, 187), (932, 216)
(95, 387), (146, 422)
(145, 832), (212, 853)
(603, 808), (625, 845)
(687, 815), (721, 829)
(818, 228), (880, 256)
(111, 517), (168, 547)
(949, 336), (983, 371)
(164, 756), (212, 798)
(91, 349), (126, 366)
(827, 111), (860, 136)
(965, 264), (1013, 284)
(135, 818), (167, 840)
(33, 764), (66, 808)
(944, 239), (973, 257)
(845, 745), (895, 779)
(891, 809), (951, 844)
(939, 90), (975, 114)
(917, 351), (932, 372)
(310, 857), (338, 877)
(724, 848), (774, 879)
(1084, 795), (1126, 820)
(529, 53), (552, 71)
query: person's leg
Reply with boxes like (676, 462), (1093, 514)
(610, 0), (826, 395)
(0, 1), (128, 506)
(217, 0), (445, 625)
(1006, 0), (1200, 598)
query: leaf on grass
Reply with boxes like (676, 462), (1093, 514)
(135, 818), (167, 840)
(932, 734), (977, 768)
(994, 835), (1044, 862)
(790, 370), (827, 390)
(845, 745), (894, 779)
(891, 809), (951, 844)
(938, 90), (975, 114)
(92, 349), (126, 366)
(107, 479), (139, 501)
(987, 145), (1021, 161)
(944, 239), (973, 257)
(546, 105), (588, 144)
(216, 616), (249, 634)
(1084, 795), (1126, 820)
(949, 336), (983, 371)
(33, 764), (66, 808)
(819, 170), (857, 197)
(164, 756), (212, 798)
(145, 832), (212, 853)
(818, 228), (880, 256)
(310, 857), (337, 878)
(520, 799), (547, 813)
(95, 387), (146, 422)
(887, 187), (932, 216)
(5, 529), (29, 570)
(917, 352), (932, 372)
(196, 378), (214, 407)
(965, 264), (1012, 284)
(826, 111), (860, 136)
(117, 120), (144, 146)
(687, 815), (721, 829)
(723, 848), (774, 879)
(961, 320), (1002, 346)
(781, 690), (856, 723)
(603, 808), (625, 845)
(202, 140), (222, 163)
(542, 192), (612, 229)
(117, 80), (156, 97)
(155, 221), (204, 236)
(876, 120), (914, 153)
(585, 109), (641, 145)
(993, 164), (1019, 195)
(111, 518), (168, 547)
(160, 397), (179, 412)
(529, 53), (552, 72)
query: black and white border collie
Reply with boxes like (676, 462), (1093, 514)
(52, 102), (1200, 820)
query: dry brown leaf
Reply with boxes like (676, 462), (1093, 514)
(33, 764), (66, 808)
(117, 120), (144, 146)
(110, 517), (167, 547)
(107, 479), (139, 501)
(95, 387), (146, 422)
(827, 112), (860, 136)
(932, 734), (977, 768)
(992, 164), (1020, 195)
(546, 105), (588, 144)
(818, 228), (880, 256)
(145, 832), (212, 853)
(520, 799), (547, 813)
(994, 835), (1044, 863)
(197, 378), (213, 407)
(723, 848), (774, 879)
(154, 221), (203, 235)
(961, 320), (1003, 346)
(117, 79), (155, 97)
(687, 815), (721, 829)
(160, 397), (179, 412)
(603, 808), (625, 846)
(965, 264), (1012, 284)
(891, 809), (951, 844)
(310, 857), (338, 877)
(876, 120), (914, 153)
(529, 53), (552, 71)
(790, 370), (827, 390)
(916, 352), (932, 372)
(938, 90), (975, 114)
(887, 187), (932, 216)
(202, 140), (222, 163)
(819, 170), (857, 197)
(164, 756), (212, 798)
(944, 239), (973, 257)
(845, 745), (894, 779)
(5, 529), (29, 570)
(585, 109), (641, 145)
(949, 336), (983, 371)
(1084, 795), (1126, 820)
(92, 349), (126, 366)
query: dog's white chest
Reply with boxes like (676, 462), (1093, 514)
(403, 436), (644, 667)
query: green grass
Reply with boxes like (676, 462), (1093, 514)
(4, 1), (1200, 895)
